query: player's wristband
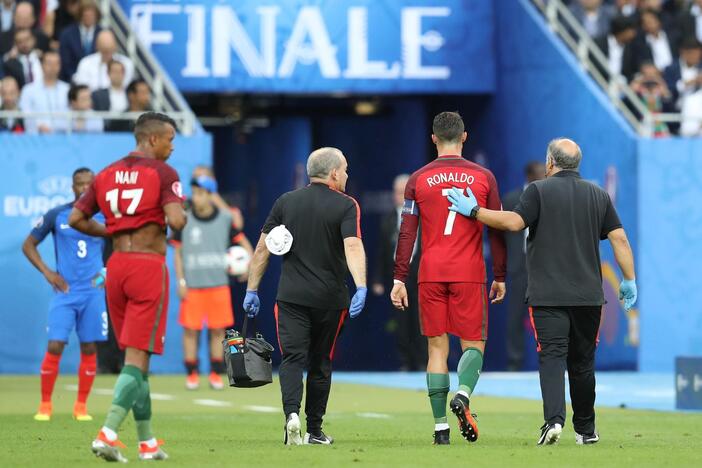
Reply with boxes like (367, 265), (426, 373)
(178, 278), (187, 287)
(469, 205), (480, 219)
(393, 279), (404, 285)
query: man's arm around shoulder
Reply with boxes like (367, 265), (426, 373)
(447, 187), (526, 232)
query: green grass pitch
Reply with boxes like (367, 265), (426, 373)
(1, 375), (700, 467)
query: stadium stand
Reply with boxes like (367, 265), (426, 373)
(0, 0), (197, 134)
(535, 0), (702, 136)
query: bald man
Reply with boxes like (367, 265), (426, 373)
(72, 30), (134, 91)
(447, 138), (637, 446)
(244, 147), (367, 445)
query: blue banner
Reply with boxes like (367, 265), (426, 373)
(118, 0), (495, 93)
(0, 133), (211, 374)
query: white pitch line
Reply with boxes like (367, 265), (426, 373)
(193, 399), (232, 407)
(64, 385), (175, 400)
(64, 385), (112, 396)
(356, 412), (391, 419)
(243, 405), (279, 413)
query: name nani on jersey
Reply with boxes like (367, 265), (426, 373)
(115, 171), (139, 184)
(425, 172), (475, 188)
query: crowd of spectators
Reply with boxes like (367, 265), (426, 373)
(565, 0), (702, 136)
(0, 0), (150, 134)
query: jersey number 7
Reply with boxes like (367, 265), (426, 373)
(106, 188), (144, 218)
(441, 188), (460, 235)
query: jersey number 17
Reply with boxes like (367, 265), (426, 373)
(105, 188), (144, 218)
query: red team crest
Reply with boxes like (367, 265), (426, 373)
(172, 181), (183, 199)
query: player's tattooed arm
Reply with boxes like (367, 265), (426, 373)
(68, 207), (108, 237)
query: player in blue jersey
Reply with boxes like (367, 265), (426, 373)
(22, 167), (108, 422)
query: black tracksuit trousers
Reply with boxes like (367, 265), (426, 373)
(276, 300), (346, 435)
(531, 306), (601, 435)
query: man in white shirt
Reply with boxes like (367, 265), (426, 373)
(91, 60), (127, 112)
(595, 15), (639, 82)
(68, 83), (102, 133)
(640, 9), (674, 72)
(681, 89), (702, 136)
(680, 90), (702, 137)
(0, 0), (15, 33)
(2, 28), (42, 88)
(663, 39), (702, 110)
(681, 0), (702, 45)
(18, 50), (70, 133)
(72, 30), (133, 91)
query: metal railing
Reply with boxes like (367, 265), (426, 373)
(0, 110), (192, 134)
(97, 0), (199, 135)
(532, 0), (693, 137)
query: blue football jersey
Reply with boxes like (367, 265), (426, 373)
(30, 202), (105, 291)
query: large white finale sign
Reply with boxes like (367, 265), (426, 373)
(119, 0), (495, 93)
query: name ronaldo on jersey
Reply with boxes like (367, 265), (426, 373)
(425, 172), (475, 188)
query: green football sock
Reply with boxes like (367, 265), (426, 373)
(427, 373), (450, 424)
(104, 365), (143, 432)
(457, 348), (484, 396)
(133, 373), (153, 441)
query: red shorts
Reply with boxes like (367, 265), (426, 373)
(418, 282), (488, 341)
(179, 286), (234, 330)
(106, 252), (169, 355)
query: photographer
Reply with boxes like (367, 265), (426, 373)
(630, 61), (673, 136)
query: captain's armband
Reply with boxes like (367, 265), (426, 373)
(401, 199), (419, 216)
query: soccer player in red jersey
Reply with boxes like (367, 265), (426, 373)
(69, 112), (186, 462)
(391, 112), (506, 445)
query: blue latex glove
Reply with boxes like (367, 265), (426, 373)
(349, 287), (367, 319)
(447, 187), (478, 218)
(243, 290), (260, 318)
(619, 279), (637, 310)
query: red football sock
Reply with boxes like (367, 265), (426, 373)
(77, 353), (97, 404)
(40, 352), (61, 403)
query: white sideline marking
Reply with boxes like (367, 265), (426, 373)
(64, 385), (175, 400)
(634, 389), (675, 398)
(243, 405), (279, 413)
(193, 399), (232, 407)
(356, 412), (391, 419)
(64, 384), (112, 396)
